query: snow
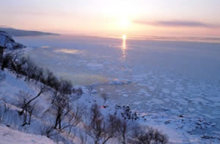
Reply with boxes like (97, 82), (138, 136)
(0, 31), (24, 49)
(0, 34), (218, 143)
(0, 71), (72, 143)
(0, 125), (55, 144)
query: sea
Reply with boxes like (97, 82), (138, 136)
(15, 35), (220, 142)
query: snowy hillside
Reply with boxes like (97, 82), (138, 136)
(0, 125), (55, 144)
(0, 31), (24, 49)
(0, 31), (169, 144)
(0, 31), (220, 144)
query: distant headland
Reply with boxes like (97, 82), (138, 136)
(0, 27), (59, 37)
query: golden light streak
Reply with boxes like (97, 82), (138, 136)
(122, 34), (127, 60)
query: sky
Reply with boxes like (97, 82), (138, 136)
(0, 0), (220, 38)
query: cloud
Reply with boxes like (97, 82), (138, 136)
(134, 20), (218, 28)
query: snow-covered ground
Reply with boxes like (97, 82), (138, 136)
(0, 125), (55, 144)
(2, 35), (218, 143)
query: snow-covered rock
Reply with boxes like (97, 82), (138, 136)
(0, 31), (24, 50)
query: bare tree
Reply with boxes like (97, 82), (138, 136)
(86, 104), (124, 144)
(19, 85), (47, 115)
(17, 86), (47, 126)
(130, 127), (168, 144)
(0, 46), (4, 68)
(62, 105), (83, 134)
(17, 91), (36, 126)
(86, 104), (105, 144)
(102, 114), (122, 144)
(59, 80), (73, 94)
(51, 91), (70, 129)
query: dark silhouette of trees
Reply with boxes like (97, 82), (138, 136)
(1, 53), (13, 70)
(1, 53), (81, 95)
(130, 127), (168, 144)
(0, 46), (3, 67)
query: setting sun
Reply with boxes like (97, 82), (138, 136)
(122, 34), (127, 40)
(118, 18), (131, 29)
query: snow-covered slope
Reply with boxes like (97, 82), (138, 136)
(0, 32), (58, 144)
(0, 31), (24, 49)
(1, 31), (219, 144)
(0, 125), (55, 144)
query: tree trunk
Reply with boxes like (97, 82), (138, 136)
(102, 136), (112, 144)
(20, 89), (43, 115)
(0, 46), (4, 69)
(54, 109), (62, 129)
(58, 117), (62, 129)
(54, 115), (59, 129)
(22, 110), (27, 126)
(28, 109), (33, 125)
(122, 134), (126, 144)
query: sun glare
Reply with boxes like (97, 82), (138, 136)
(122, 34), (127, 40)
(118, 18), (131, 29)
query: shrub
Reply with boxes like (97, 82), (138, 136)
(130, 127), (168, 144)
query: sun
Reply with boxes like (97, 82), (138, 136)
(119, 18), (131, 29)
(122, 34), (127, 40)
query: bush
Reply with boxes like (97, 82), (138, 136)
(1, 53), (14, 70)
(130, 127), (168, 144)
(86, 104), (129, 144)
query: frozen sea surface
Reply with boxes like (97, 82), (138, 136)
(15, 35), (220, 142)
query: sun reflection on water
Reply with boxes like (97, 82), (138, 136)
(122, 34), (127, 60)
